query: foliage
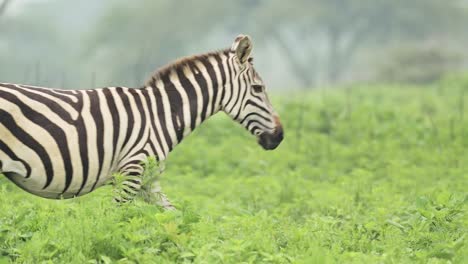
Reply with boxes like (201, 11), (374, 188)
(376, 46), (463, 84)
(0, 81), (468, 263)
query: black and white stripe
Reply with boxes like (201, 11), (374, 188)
(0, 35), (283, 204)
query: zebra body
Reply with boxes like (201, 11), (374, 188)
(1, 85), (156, 198)
(0, 35), (283, 206)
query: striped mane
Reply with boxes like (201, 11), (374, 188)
(144, 49), (230, 88)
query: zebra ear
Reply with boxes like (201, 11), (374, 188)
(231, 35), (252, 64)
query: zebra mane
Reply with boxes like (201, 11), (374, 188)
(144, 48), (231, 88)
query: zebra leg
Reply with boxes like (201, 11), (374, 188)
(137, 158), (176, 210)
(113, 164), (143, 203)
(149, 181), (176, 210)
(116, 158), (175, 210)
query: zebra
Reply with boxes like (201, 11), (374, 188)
(0, 35), (283, 209)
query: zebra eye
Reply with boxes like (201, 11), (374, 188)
(252, 85), (264, 93)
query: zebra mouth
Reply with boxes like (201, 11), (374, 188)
(258, 128), (284, 150)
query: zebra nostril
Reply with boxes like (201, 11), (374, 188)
(276, 128), (284, 141)
(278, 129), (284, 140)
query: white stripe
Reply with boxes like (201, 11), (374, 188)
(195, 60), (214, 117)
(118, 89), (145, 163)
(146, 88), (169, 158)
(226, 55), (240, 114)
(209, 56), (223, 112)
(221, 53), (233, 110)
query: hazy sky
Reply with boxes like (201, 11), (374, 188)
(9, 0), (47, 15)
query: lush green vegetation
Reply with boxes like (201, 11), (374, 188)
(1, 80), (467, 263)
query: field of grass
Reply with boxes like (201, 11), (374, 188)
(1, 78), (467, 263)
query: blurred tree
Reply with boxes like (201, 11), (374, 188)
(1, 0), (128, 87)
(370, 0), (468, 84)
(86, 0), (240, 87)
(247, 0), (320, 87)
(251, 0), (468, 86)
(376, 45), (462, 84)
(0, 0), (11, 17)
(2, 0), (468, 89)
(0, 1), (66, 86)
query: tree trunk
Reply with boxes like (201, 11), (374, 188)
(327, 27), (343, 83)
(272, 29), (315, 88)
(326, 23), (370, 84)
(0, 0), (11, 17)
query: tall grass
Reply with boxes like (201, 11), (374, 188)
(0, 81), (467, 263)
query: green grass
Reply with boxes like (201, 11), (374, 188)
(1, 79), (467, 263)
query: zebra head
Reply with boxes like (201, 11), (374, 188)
(222, 35), (284, 150)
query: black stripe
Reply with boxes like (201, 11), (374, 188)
(119, 91), (148, 162)
(120, 151), (148, 171)
(190, 61), (210, 121)
(201, 56), (220, 114)
(1, 84), (76, 123)
(245, 99), (270, 114)
(148, 141), (158, 158)
(103, 88), (120, 169)
(123, 165), (142, 172)
(233, 74), (250, 120)
(118, 88), (136, 155)
(161, 73), (184, 143)
(217, 53), (228, 106)
(246, 73), (263, 102)
(134, 149), (150, 161)
(0, 109), (54, 188)
(252, 127), (260, 135)
(246, 119), (274, 131)
(88, 90), (105, 192)
(225, 55), (236, 109)
(74, 92), (89, 195)
(152, 86), (174, 151)
(0, 90), (74, 190)
(142, 90), (164, 156)
(240, 112), (272, 124)
(19, 85), (79, 107)
(250, 92), (263, 102)
(229, 65), (249, 115)
(217, 54), (227, 86)
(0, 140), (32, 177)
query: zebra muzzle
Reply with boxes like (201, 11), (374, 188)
(258, 126), (283, 150)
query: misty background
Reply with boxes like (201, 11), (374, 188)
(0, 0), (467, 90)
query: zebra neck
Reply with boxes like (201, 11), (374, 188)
(144, 72), (221, 155)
